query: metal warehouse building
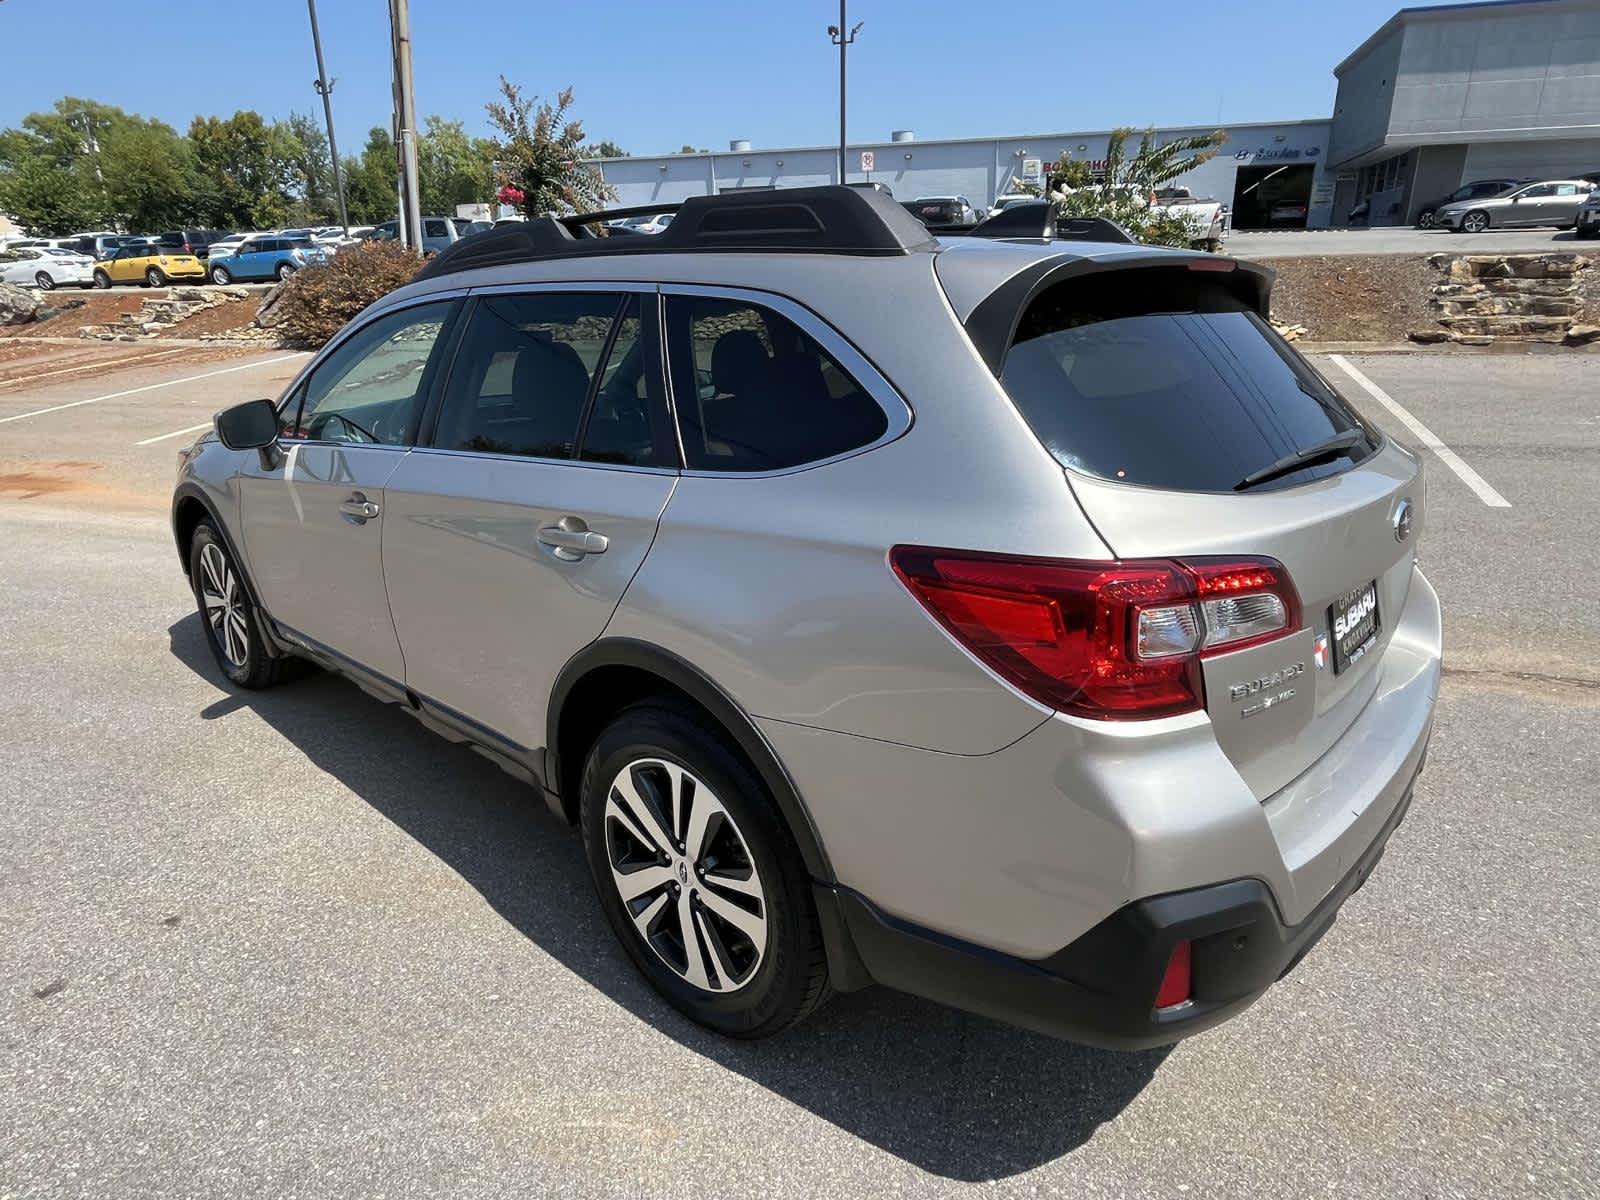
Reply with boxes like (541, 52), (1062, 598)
(595, 0), (1600, 230)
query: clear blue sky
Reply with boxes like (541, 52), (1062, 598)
(0, 0), (1451, 151)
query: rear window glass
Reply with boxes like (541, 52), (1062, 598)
(999, 269), (1376, 493)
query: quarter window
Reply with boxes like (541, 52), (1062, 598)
(664, 295), (888, 471)
(285, 301), (455, 445)
(431, 292), (621, 461)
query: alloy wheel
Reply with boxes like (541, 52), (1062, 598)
(1464, 212), (1488, 233)
(604, 757), (768, 993)
(198, 542), (249, 668)
(1418, 211), (1436, 228)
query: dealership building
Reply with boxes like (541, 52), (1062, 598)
(595, 0), (1600, 229)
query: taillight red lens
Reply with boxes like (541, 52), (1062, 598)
(890, 547), (1301, 721)
(1155, 940), (1192, 1009)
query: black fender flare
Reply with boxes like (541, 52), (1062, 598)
(546, 637), (834, 884)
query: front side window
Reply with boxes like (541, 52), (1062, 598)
(664, 295), (888, 471)
(431, 291), (622, 461)
(285, 301), (456, 445)
(1518, 185), (1554, 198)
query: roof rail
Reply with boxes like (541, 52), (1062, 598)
(414, 185), (936, 280)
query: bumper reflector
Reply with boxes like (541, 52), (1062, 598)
(1155, 940), (1193, 1009)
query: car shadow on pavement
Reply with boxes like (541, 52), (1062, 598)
(168, 614), (1168, 1181)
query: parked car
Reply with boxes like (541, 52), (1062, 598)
(1150, 186), (1232, 251)
(174, 185), (1438, 1048)
(364, 217), (465, 255)
(60, 232), (142, 259)
(153, 229), (227, 260)
(207, 237), (327, 283)
(989, 192), (1039, 216)
(205, 232), (257, 261)
(1435, 179), (1595, 232)
(92, 242), (206, 288)
(0, 245), (96, 290)
(1575, 188), (1600, 239)
(619, 214), (674, 235)
(1268, 200), (1309, 225)
(1414, 178), (1529, 228)
(904, 196), (983, 227)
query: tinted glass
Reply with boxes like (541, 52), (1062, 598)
(424, 219), (448, 237)
(287, 301), (455, 445)
(579, 296), (662, 467)
(664, 295), (888, 472)
(432, 292), (620, 460)
(999, 269), (1375, 493)
(1520, 185), (1554, 197)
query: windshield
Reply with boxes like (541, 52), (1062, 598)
(998, 268), (1377, 493)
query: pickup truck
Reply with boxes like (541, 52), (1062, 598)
(1151, 186), (1231, 252)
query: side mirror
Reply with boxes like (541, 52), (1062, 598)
(215, 398), (279, 451)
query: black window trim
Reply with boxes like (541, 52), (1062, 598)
(659, 282), (913, 479)
(409, 280), (682, 475)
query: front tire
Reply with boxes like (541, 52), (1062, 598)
(92, 270), (112, 289)
(188, 522), (284, 689)
(580, 703), (829, 1038)
(1462, 210), (1490, 233)
(275, 262), (295, 281)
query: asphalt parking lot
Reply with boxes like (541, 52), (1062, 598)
(1228, 224), (1592, 258)
(1, 342), (1596, 1197)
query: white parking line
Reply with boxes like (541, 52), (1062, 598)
(1326, 353), (1512, 509)
(0, 354), (305, 426)
(135, 421), (214, 447)
(0, 346), (191, 389)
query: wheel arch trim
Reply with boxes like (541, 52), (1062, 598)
(547, 637), (835, 883)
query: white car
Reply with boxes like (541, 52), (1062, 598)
(205, 233), (260, 261)
(0, 245), (96, 290)
(989, 193), (1039, 216)
(617, 213), (674, 234)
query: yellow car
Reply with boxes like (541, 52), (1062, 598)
(92, 243), (207, 288)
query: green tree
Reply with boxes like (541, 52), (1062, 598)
(676, 144), (710, 154)
(278, 111), (338, 224)
(587, 140), (628, 159)
(485, 78), (613, 216)
(189, 111), (296, 228)
(0, 156), (102, 234)
(342, 127), (397, 225)
(1049, 127), (1228, 247)
(100, 118), (195, 232)
(418, 116), (493, 216)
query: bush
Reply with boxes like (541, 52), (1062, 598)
(265, 240), (422, 347)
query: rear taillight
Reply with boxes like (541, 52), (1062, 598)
(889, 547), (1301, 721)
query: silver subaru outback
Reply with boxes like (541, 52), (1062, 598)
(172, 187), (1439, 1047)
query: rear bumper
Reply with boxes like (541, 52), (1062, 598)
(821, 745), (1423, 1049)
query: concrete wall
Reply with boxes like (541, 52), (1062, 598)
(1462, 134), (1600, 179)
(1390, 0), (1600, 141)
(1408, 143), (1471, 219)
(1330, 25), (1404, 164)
(596, 121), (1334, 219)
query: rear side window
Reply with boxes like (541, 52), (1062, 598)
(664, 295), (888, 471)
(999, 269), (1375, 493)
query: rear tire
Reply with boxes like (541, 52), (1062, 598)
(146, 267), (166, 287)
(188, 522), (285, 690)
(1417, 210), (1436, 229)
(579, 702), (830, 1038)
(33, 271), (55, 291)
(210, 264), (232, 285)
(92, 270), (112, 289)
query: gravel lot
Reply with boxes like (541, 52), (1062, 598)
(0, 345), (1595, 1197)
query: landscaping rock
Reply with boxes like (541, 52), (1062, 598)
(1563, 324), (1600, 345)
(1421, 253), (1591, 343)
(0, 282), (43, 326)
(1407, 329), (1451, 343)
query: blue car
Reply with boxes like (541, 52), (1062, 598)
(207, 236), (327, 284)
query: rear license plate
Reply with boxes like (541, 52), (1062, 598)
(1329, 580), (1380, 673)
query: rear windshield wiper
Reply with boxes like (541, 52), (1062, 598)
(1233, 429), (1367, 492)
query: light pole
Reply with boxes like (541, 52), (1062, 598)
(826, 3), (863, 186)
(388, 0), (424, 254)
(306, 0), (350, 233)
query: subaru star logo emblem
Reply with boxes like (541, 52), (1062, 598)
(677, 861), (689, 885)
(1393, 498), (1414, 543)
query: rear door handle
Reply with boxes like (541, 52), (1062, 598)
(538, 518), (608, 561)
(339, 492), (380, 522)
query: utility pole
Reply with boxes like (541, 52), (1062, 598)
(827, 3), (863, 186)
(306, 0), (350, 234)
(388, 0), (424, 254)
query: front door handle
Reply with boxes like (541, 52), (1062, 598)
(339, 492), (380, 523)
(538, 517), (608, 561)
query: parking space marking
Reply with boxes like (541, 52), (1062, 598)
(135, 421), (214, 447)
(0, 354), (304, 427)
(1327, 353), (1512, 509)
